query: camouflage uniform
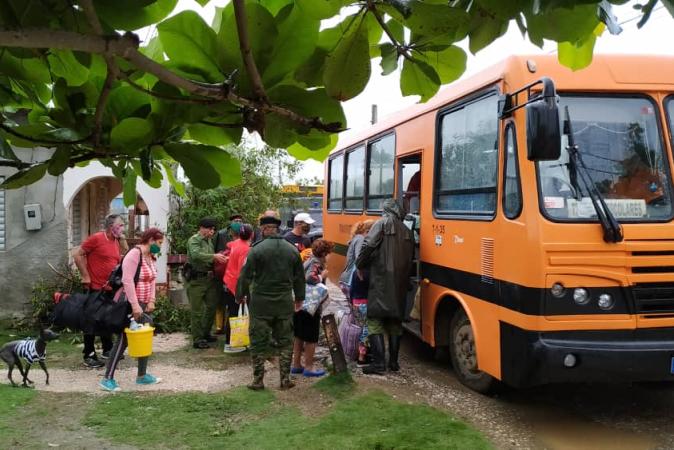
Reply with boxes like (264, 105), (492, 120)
(236, 235), (305, 388)
(186, 233), (219, 343)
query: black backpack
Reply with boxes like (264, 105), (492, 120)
(106, 247), (142, 291)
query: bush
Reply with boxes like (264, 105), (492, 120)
(152, 296), (191, 333)
(27, 264), (83, 330)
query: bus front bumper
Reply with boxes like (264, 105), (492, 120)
(500, 322), (674, 387)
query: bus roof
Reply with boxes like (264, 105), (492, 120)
(332, 54), (674, 154)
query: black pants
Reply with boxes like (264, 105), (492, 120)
(83, 333), (113, 357)
(82, 290), (113, 357)
(104, 310), (153, 380)
(223, 287), (240, 343)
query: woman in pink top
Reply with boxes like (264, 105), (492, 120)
(222, 223), (253, 353)
(100, 228), (164, 392)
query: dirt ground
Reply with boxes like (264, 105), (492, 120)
(6, 283), (674, 450)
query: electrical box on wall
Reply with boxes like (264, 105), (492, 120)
(24, 204), (42, 231)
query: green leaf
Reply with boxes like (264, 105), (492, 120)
(158, 10), (224, 82)
(558, 23), (604, 71)
(141, 37), (165, 61)
(110, 118), (153, 151)
(195, 0), (210, 6)
(324, 15), (371, 101)
(416, 45), (466, 84)
(47, 50), (89, 87)
(0, 53), (51, 84)
(123, 171), (137, 207)
(1, 164), (47, 189)
(380, 43), (399, 76)
(187, 123), (242, 146)
(401, 58), (440, 102)
(267, 85), (346, 129)
(47, 146), (71, 176)
(402, 2), (469, 42)
(164, 143), (241, 188)
(468, 15), (508, 54)
(1, 124), (52, 148)
(262, 5), (319, 87)
(258, 0), (294, 16)
(106, 86), (152, 127)
(287, 133), (338, 162)
(0, 138), (19, 161)
(296, 0), (344, 19)
(94, 0), (178, 31)
(161, 160), (185, 196)
(526, 5), (599, 46)
(386, 18), (405, 44)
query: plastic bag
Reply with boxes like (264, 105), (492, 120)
(229, 303), (250, 348)
(338, 311), (361, 361)
(302, 283), (329, 316)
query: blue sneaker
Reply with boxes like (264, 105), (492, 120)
(99, 378), (121, 392)
(136, 374), (162, 385)
(303, 369), (326, 378)
(290, 366), (304, 375)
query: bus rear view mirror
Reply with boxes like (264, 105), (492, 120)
(526, 96), (561, 161)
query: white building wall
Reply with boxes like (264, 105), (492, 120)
(63, 162), (170, 283)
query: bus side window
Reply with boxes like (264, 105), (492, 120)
(503, 123), (523, 219)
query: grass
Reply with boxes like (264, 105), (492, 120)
(0, 384), (37, 434)
(85, 387), (492, 450)
(313, 371), (357, 399)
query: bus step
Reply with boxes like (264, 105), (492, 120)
(402, 319), (423, 339)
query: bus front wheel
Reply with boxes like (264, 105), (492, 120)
(449, 309), (495, 393)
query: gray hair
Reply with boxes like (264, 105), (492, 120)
(104, 214), (122, 230)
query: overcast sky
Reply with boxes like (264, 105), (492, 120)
(166, 1), (674, 182)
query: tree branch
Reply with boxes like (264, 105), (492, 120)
(200, 120), (244, 128)
(0, 158), (32, 169)
(233, 0), (268, 102)
(0, 29), (345, 137)
(368, 2), (412, 60)
(79, 0), (120, 149)
(119, 72), (219, 104)
(0, 122), (91, 145)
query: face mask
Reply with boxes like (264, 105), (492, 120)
(150, 243), (161, 255)
(111, 225), (124, 238)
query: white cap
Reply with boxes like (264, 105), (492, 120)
(294, 212), (315, 224)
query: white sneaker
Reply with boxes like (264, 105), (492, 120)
(224, 344), (247, 354)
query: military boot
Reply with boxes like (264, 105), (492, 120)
(279, 348), (295, 390)
(247, 355), (265, 390)
(363, 334), (386, 375)
(388, 335), (401, 372)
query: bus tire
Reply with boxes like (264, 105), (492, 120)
(449, 309), (495, 394)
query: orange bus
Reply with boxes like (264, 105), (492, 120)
(323, 54), (674, 392)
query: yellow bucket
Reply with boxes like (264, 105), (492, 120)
(124, 326), (155, 357)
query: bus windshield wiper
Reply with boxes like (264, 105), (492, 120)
(563, 106), (624, 243)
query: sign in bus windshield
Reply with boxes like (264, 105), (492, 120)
(538, 95), (673, 222)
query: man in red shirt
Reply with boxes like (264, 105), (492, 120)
(72, 214), (124, 368)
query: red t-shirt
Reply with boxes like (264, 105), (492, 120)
(81, 231), (121, 290)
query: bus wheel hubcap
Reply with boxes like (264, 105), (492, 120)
(455, 323), (478, 375)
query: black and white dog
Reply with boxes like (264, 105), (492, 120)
(0, 329), (59, 387)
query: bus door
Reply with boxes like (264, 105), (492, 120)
(397, 153), (422, 336)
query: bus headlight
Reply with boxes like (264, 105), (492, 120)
(598, 293), (615, 310)
(551, 282), (566, 298)
(573, 288), (590, 305)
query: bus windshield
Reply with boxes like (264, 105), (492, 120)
(538, 96), (672, 222)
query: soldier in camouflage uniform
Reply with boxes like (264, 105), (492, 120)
(236, 216), (305, 390)
(186, 217), (228, 349)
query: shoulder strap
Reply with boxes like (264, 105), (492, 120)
(133, 246), (142, 283)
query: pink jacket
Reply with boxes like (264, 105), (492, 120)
(121, 247), (156, 308)
(223, 239), (251, 294)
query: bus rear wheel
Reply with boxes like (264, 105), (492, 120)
(449, 309), (496, 394)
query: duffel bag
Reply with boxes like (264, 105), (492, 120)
(93, 291), (131, 334)
(51, 292), (88, 331)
